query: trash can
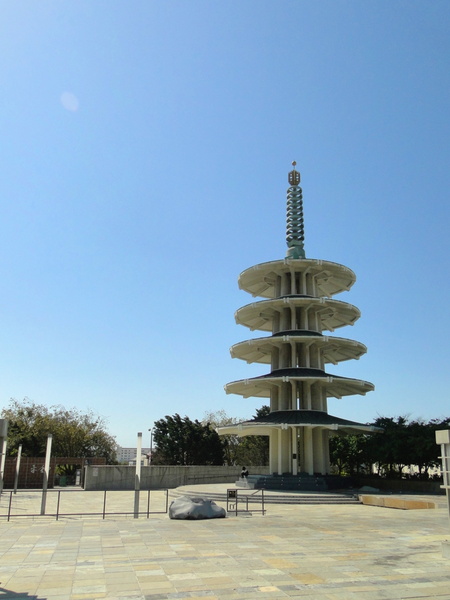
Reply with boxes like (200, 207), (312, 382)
(59, 475), (67, 487)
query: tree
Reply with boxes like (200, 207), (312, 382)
(235, 406), (270, 467)
(202, 409), (241, 466)
(152, 414), (224, 465)
(329, 415), (450, 479)
(370, 416), (411, 477)
(403, 417), (450, 478)
(203, 407), (270, 467)
(329, 434), (371, 476)
(1, 398), (117, 463)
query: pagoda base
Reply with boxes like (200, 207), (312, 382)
(245, 474), (356, 492)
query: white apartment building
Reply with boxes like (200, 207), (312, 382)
(117, 447), (150, 464)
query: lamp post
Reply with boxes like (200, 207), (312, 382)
(148, 428), (153, 466)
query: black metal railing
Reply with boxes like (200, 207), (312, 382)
(226, 488), (265, 515)
(0, 488), (169, 521)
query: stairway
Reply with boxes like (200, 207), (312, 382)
(169, 487), (360, 506)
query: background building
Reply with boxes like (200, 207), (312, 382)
(117, 447), (150, 464)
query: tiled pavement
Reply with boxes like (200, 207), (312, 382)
(1, 485), (450, 600)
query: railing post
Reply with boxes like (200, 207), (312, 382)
(13, 445), (22, 494)
(56, 490), (61, 521)
(7, 490), (13, 521)
(134, 432), (142, 519)
(40, 434), (53, 515)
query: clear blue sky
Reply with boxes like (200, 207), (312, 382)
(1, 1), (449, 448)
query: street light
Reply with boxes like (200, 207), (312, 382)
(148, 428), (153, 466)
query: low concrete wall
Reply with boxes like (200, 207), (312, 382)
(356, 477), (443, 495)
(84, 465), (268, 491)
(359, 495), (440, 510)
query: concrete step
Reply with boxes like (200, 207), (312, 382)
(169, 488), (360, 505)
(245, 474), (354, 492)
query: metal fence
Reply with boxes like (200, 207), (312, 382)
(0, 488), (169, 521)
(226, 488), (266, 515)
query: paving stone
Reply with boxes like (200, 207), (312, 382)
(1, 485), (450, 599)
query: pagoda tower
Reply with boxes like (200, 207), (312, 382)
(218, 163), (378, 476)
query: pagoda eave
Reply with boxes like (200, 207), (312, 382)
(238, 259), (356, 299)
(225, 374), (374, 399)
(217, 410), (381, 437)
(231, 335), (368, 364)
(235, 297), (361, 332)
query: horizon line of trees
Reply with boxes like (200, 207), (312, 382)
(151, 406), (270, 467)
(153, 411), (450, 480)
(1, 398), (117, 464)
(330, 415), (450, 479)
(2, 399), (449, 480)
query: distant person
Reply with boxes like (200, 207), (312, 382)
(241, 466), (249, 479)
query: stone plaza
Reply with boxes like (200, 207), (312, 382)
(1, 485), (450, 600)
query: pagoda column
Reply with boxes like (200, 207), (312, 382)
(292, 427), (298, 474)
(303, 428), (314, 475)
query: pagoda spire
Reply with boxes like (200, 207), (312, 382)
(286, 161), (305, 259)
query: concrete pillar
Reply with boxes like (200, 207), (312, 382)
(300, 307), (308, 329)
(303, 381), (311, 410)
(134, 432), (142, 518)
(310, 343), (319, 368)
(314, 310), (320, 333)
(311, 383), (320, 410)
(313, 429), (325, 474)
(300, 271), (306, 293)
(273, 311), (280, 333)
(292, 427), (298, 474)
(280, 344), (290, 368)
(298, 429), (304, 472)
(299, 342), (307, 367)
(274, 428), (292, 475)
(290, 269), (296, 295)
(40, 434), (53, 515)
(303, 427), (314, 475)
(291, 340), (297, 369)
(0, 419), (8, 495)
(280, 428), (291, 474)
(435, 429), (450, 525)
(275, 276), (281, 297)
(280, 382), (290, 410)
(277, 429), (282, 474)
(291, 381), (297, 410)
(323, 430), (331, 474)
(269, 431), (278, 474)
(270, 388), (279, 412)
